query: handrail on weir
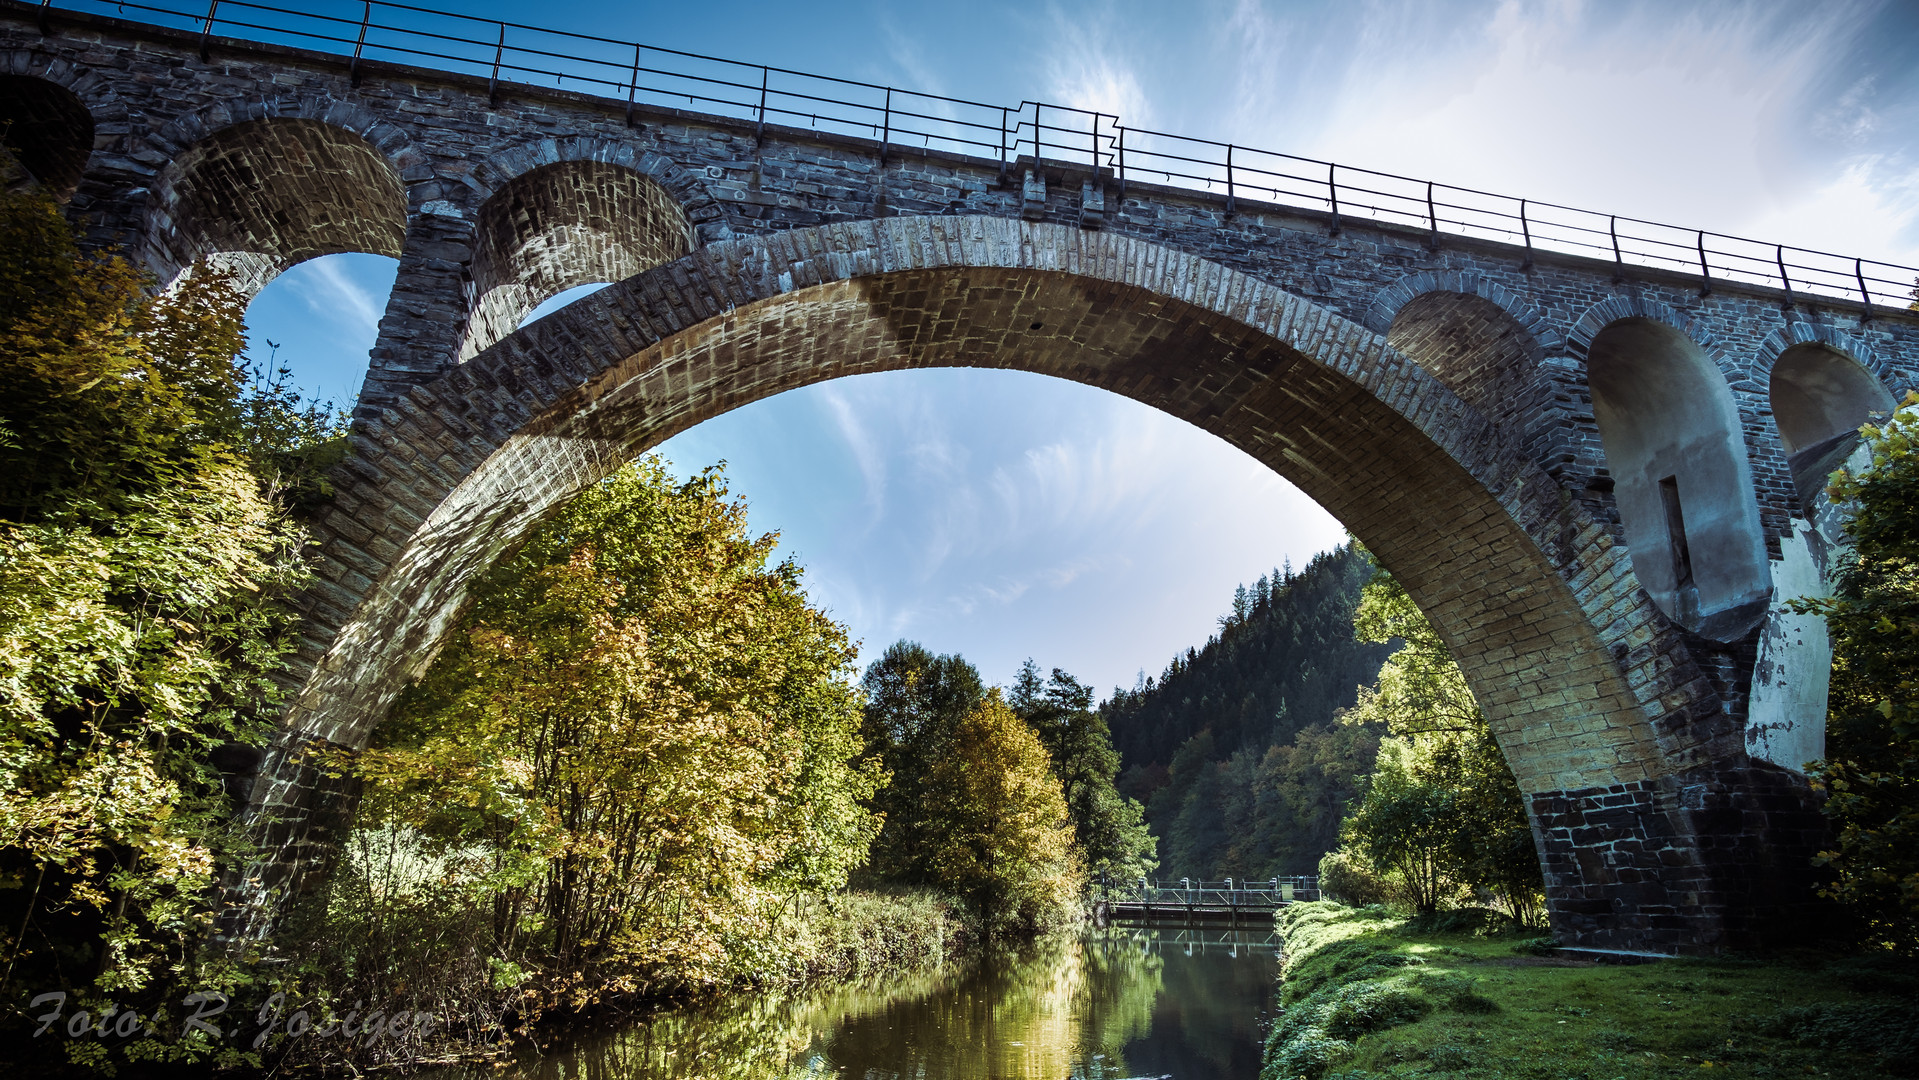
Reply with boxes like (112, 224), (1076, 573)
(32, 0), (1919, 313)
(1108, 876), (1322, 906)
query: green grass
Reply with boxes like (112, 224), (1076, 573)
(1264, 902), (1918, 1080)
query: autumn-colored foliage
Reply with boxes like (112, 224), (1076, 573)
(318, 459), (884, 1014)
(922, 694), (1083, 934)
(0, 189), (335, 1072)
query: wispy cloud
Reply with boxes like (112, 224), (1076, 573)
(1038, 3), (1153, 122)
(1203, 0), (1919, 263)
(817, 385), (889, 533)
(299, 255), (386, 337)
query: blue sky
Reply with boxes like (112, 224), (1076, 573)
(237, 0), (1919, 694)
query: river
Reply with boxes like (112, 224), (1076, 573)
(422, 925), (1279, 1079)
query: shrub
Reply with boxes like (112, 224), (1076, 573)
(1399, 906), (1522, 937)
(1317, 849), (1393, 907)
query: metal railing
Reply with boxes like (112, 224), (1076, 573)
(34, 0), (1919, 313)
(1115, 876), (1321, 906)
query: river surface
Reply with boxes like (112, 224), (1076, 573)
(430, 925), (1278, 1080)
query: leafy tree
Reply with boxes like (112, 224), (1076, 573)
(344, 459), (882, 997)
(1345, 568), (1482, 738)
(1791, 392), (1919, 953)
(1009, 660), (1156, 887)
(856, 641), (985, 883)
(1333, 568), (1542, 921)
(921, 693), (1081, 933)
(0, 189), (335, 1069)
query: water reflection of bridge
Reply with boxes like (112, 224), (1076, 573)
(1116, 926), (1284, 960)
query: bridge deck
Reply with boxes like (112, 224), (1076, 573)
(1097, 900), (1292, 924)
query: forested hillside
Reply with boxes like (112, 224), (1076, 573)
(1101, 544), (1391, 879)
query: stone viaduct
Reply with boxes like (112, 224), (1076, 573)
(6, 0), (1919, 956)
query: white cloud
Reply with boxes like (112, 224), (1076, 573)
(817, 385), (889, 532)
(1192, 0), (1919, 268)
(1039, 3), (1153, 126)
(299, 255), (386, 337)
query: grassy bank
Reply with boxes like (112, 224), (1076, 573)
(1264, 902), (1917, 1080)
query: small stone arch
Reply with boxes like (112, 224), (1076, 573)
(459, 159), (695, 361)
(144, 113), (408, 298)
(462, 135), (721, 242)
(1584, 314), (1771, 641)
(1755, 328), (1898, 506)
(1566, 294), (1734, 375)
(141, 95), (417, 186)
(0, 73), (93, 199)
(0, 50), (143, 213)
(1367, 269), (1561, 352)
(1373, 272), (1557, 446)
(1750, 320), (1905, 403)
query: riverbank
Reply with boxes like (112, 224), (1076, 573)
(267, 888), (979, 1076)
(1264, 901), (1917, 1080)
(408, 924), (1275, 1079)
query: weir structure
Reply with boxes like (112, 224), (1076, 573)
(6, 0), (1919, 956)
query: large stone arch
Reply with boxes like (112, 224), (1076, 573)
(229, 218), (1824, 954)
(0, 72), (93, 198)
(459, 159), (695, 360)
(143, 113), (409, 297)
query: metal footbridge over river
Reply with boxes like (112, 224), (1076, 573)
(1099, 878), (1323, 924)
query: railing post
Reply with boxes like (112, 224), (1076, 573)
(1224, 144), (1236, 217)
(1776, 244), (1793, 308)
(487, 22), (504, 106)
(1116, 125), (1126, 194)
(1090, 113), (1100, 172)
(348, 1), (371, 86)
(1857, 258), (1874, 322)
(1034, 102), (1044, 162)
(1519, 198), (1533, 270)
(1696, 230), (1712, 297)
(625, 42), (640, 128)
(754, 66), (768, 147)
(1610, 215), (1624, 283)
(199, 0), (219, 62)
(1327, 162), (1341, 236)
(38, 0), (52, 35)
(879, 87), (891, 165)
(1425, 179), (1438, 251)
(998, 107), (1009, 185)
